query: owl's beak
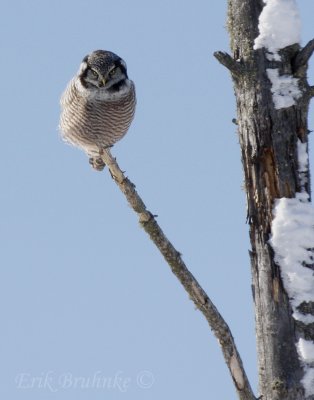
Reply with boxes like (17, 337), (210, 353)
(98, 72), (107, 87)
(98, 74), (106, 87)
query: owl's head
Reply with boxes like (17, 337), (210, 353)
(78, 50), (129, 92)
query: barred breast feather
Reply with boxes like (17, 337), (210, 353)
(60, 78), (136, 157)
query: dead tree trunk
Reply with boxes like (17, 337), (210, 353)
(215, 1), (314, 399)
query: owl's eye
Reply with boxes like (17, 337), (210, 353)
(86, 69), (98, 79)
(109, 67), (117, 77)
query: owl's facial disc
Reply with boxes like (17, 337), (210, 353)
(103, 63), (128, 91)
(83, 68), (105, 88)
(79, 60), (128, 92)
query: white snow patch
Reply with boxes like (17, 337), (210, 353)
(270, 187), (314, 395)
(298, 140), (309, 172)
(301, 368), (314, 397)
(269, 192), (314, 322)
(297, 338), (314, 363)
(298, 140), (309, 188)
(266, 68), (301, 109)
(254, 0), (302, 109)
(254, 0), (301, 60)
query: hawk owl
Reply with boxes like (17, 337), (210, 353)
(60, 50), (136, 170)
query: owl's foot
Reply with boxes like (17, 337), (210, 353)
(89, 157), (106, 171)
(90, 146), (113, 171)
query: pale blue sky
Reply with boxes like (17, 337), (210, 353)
(1, 1), (313, 399)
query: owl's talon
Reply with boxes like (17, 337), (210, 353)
(89, 157), (106, 171)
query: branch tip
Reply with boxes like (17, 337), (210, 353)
(214, 51), (243, 76)
(293, 38), (314, 72)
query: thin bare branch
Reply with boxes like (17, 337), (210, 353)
(293, 39), (314, 73)
(214, 51), (244, 76)
(99, 148), (256, 400)
(309, 86), (314, 98)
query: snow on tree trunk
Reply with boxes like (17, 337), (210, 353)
(215, 0), (314, 398)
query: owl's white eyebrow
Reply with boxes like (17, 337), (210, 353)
(90, 68), (100, 75)
(78, 61), (88, 75)
(120, 60), (127, 70)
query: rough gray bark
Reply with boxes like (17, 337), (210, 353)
(99, 148), (256, 400)
(215, 1), (314, 399)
